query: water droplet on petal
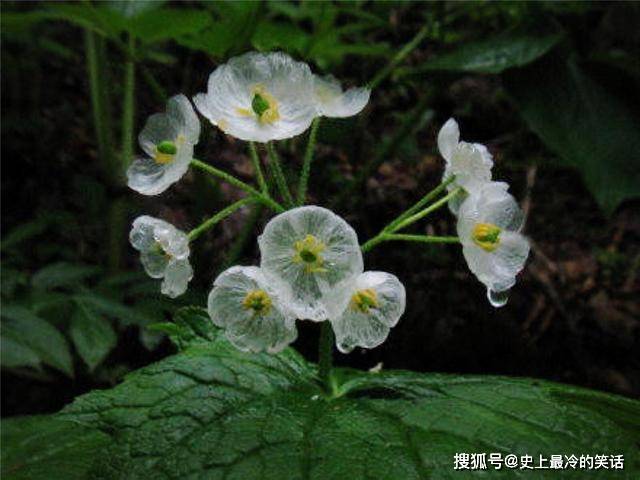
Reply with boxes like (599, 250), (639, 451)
(338, 342), (354, 354)
(487, 289), (509, 308)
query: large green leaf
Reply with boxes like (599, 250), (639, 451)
(69, 300), (117, 372)
(505, 54), (640, 213)
(127, 9), (211, 44)
(3, 328), (635, 477)
(1, 415), (110, 480)
(0, 305), (74, 377)
(399, 31), (563, 75)
(31, 262), (102, 291)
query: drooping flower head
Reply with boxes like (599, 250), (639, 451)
(330, 271), (406, 354)
(194, 52), (317, 143)
(258, 206), (363, 321)
(456, 182), (530, 307)
(207, 266), (297, 353)
(313, 74), (370, 118)
(437, 118), (493, 214)
(129, 216), (193, 298)
(127, 95), (200, 195)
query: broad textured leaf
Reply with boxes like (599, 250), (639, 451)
(30, 331), (634, 477)
(1, 415), (110, 480)
(74, 292), (154, 327)
(505, 54), (640, 213)
(31, 262), (101, 290)
(69, 300), (117, 372)
(1, 305), (74, 377)
(0, 336), (41, 370)
(401, 31), (562, 75)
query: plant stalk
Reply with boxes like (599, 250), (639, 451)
(188, 197), (255, 242)
(249, 142), (268, 194)
(318, 322), (334, 393)
(266, 143), (294, 208)
(297, 118), (321, 206)
(120, 33), (136, 181)
(392, 187), (463, 232)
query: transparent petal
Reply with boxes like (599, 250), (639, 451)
(330, 271), (406, 353)
(313, 75), (370, 117)
(458, 182), (523, 233)
(126, 148), (191, 196)
(193, 51), (317, 142)
(437, 118), (460, 162)
(129, 215), (160, 252)
(207, 266), (297, 353)
(258, 206), (364, 321)
(161, 258), (193, 298)
(166, 94), (200, 144)
(450, 142), (493, 196)
(140, 249), (168, 279)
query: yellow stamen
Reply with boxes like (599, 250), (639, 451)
(350, 288), (380, 314)
(292, 234), (327, 274)
(472, 223), (501, 252)
(242, 289), (272, 316)
(236, 84), (280, 124)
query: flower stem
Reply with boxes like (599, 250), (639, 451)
(384, 176), (456, 233)
(361, 233), (459, 253)
(249, 142), (268, 194)
(392, 187), (463, 232)
(297, 118), (321, 206)
(120, 33), (135, 181)
(318, 322), (334, 393)
(266, 143), (295, 208)
(188, 197), (255, 242)
(190, 158), (284, 213)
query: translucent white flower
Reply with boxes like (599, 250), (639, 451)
(193, 51), (318, 143)
(258, 206), (364, 321)
(127, 94), (200, 195)
(457, 182), (530, 307)
(330, 271), (406, 354)
(129, 216), (193, 298)
(313, 74), (370, 118)
(207, 266), (297, 353)
(437, 118), (493, 214)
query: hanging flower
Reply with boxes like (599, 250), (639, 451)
(127, 95), (200, 196)
(207, 266), (297, 353)
(193, 51), (318, 143)
(258, 206), (364, 322)
(329, 271), (406, 354)
(129, 216), (193, 298)
(437, 118), (493, 214)
(313, 74), (370, 118)
(456, 182), (530, 307)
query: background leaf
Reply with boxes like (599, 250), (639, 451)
(505, 54), (640, 213)
(31, 262), (102, 291)
(69, 300), (117, 372)
(128, 8), (211, 44)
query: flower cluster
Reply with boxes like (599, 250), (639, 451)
(207, 206), (406, 354)
(438, 119), (531, 307)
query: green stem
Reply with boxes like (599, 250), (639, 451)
(190, 159), (284, 213)
(120, 33), (135, 180)
(368, 24), (430, 90)
(384, 176), (456, 233)
(188, 197), (255, 242)
(266, 143), (294, 208)
(297, 118), (321, 206)
(140, 65), (167, 104)
(392, 187), (463, 232)
(249, 142), (268, 194)
(318, 322), (334, 393)
(362, 233), (459, 253)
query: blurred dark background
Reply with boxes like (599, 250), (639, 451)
(2, 1), (639, 418)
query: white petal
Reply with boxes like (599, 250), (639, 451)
(193, 51), (317, 142)
(166, 94), (200, 144)
(449, 142), (492, 196)
(437, 118), (460, 162)
(129, 215), (160, 252)
(458, 182), (523, 233)
(258, 206), (364, 321)
(126, 148), (191, 196)
(140, 249), (168, 279)
(207, 266), (297, 353)
(330, 271), (406, 354)
(161, 258), (193, 298)
(313, 75), (370, 117)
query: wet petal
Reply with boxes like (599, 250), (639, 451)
(313, 75), (370, 117)
(161, 258), (193, 298)
(437, 118), (460, 162)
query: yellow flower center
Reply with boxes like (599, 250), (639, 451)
(153, 135), (185, 165)
(242, 289), (272, 316)
(350, 288), (380, 314)
(472, 222), (501, 252)
(292, 234), (327, 274)
(236, 84), (280, 124)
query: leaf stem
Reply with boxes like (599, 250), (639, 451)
(318, 322), (334, 393)
(249, 142), (268, 194)
(392, 187), (463, 232)
(188, 197), (255, 242)
(361, 233), (459, 253)
(266, 143), (294, 208)
(190, 159), (284, 213)
(297, 118), (321, 206)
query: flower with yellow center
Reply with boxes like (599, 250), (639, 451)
(312, 74), (370, 118)
(259, 206), (363, 321)
(194, 52), (317, 143)
(127, 95), (200, 195)
(129, 216), (193, 298)
(207, 266), (297, 353)
(457, 182), (530, 307)
(330, 272), (406, 354)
